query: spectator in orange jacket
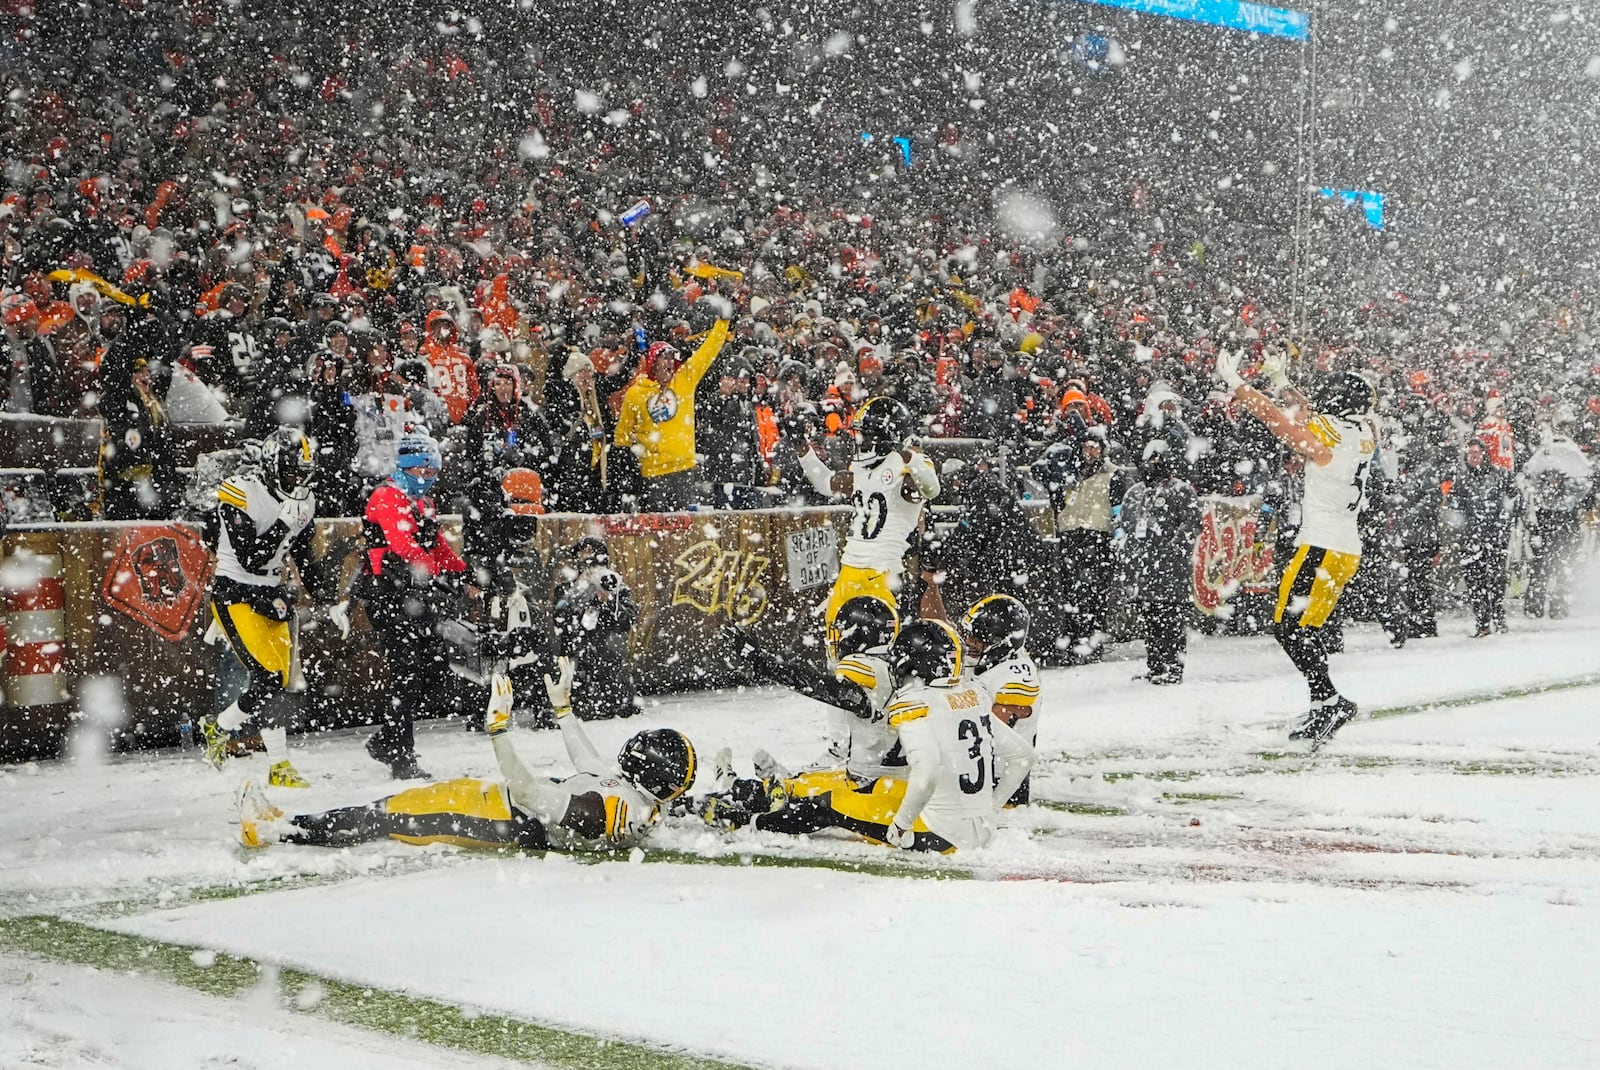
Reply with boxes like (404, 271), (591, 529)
(420, 309), (479, 424)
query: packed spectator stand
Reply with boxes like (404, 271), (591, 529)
(3, 0), (1598, 705)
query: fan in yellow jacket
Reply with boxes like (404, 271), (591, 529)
(614, 319), (730, 511)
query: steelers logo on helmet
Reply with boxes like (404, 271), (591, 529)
(617, 728), (697, 802)
(889, 618), (963, 687)
(830, 595), (901, 657)
(852, 396), (913, 458)
(261, 426), (315, 499)
(961, 594), (1030, 671)
(1311, 371), (1376, 418)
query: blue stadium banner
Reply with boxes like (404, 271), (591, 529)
(1319, 188), (1386, 230)
(1075, 0), (1311, 41)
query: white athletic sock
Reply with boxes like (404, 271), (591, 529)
(260, 726), (288, 764)
(217, 700), (248, 733)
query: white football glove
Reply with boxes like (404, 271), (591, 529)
(1259, 344), (1292, 391)
(1214, 348), (1246, 391)
(328, 600), (352, 640)
(884, 818), (916, 850)
(485, 672), (515, 736)
(278, 492), (315, 532)
(544, 656), (576, 716)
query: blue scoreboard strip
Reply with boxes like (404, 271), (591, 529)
(1074, 0), (1311, 41)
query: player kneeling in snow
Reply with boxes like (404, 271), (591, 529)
(237, 661), (697, 852)
(705, 619), (1034, 852)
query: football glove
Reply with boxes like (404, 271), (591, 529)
(884, 818), (916, 849)
(1214, 348), (1245, 391)
(544, 656), (576, 717)
(485, 672), (515, 736)
(1260, 344), (1292, 391)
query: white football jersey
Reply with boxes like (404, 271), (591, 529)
(1297, 413), (1377, 556)
(833, 649), (903, 780)
(841, 454), (926, 572)
(886, 678), (999, 832)
(520, 772), (658, 851)
(973, 650), (1041, 749)
(214, 473), (313, 587)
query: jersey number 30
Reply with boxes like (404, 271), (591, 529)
(851, 490), (889, 539)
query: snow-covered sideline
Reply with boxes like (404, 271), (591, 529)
(2, 613), (1599, 1068)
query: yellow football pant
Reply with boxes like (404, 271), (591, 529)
(1274, 545), (1360, 629)
(823, 566), (898, 650)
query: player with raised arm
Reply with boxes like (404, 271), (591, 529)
(1215, 347), (1377, 748)
(236, 661), (697, 852)
(709, 596), (902, 824)
(797, 396), (940, 652)
(959, 595), (1041, 805)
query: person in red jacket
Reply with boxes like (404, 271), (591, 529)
(359, 430), (467, 778)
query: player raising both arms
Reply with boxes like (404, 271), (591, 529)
(1216, 348), (1377, 747)
(798, 396), (940, 651)
(237, 662), (697, 852)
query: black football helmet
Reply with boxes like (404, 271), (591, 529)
(261, 427), (314, 499)
(831, 595), (900, 657)
(889, 618), (963, 687)
(1312, 372), (1376, 418)
(618, 728), (697, 802)
(853, 396), (912, 457)
(961, 594), (1030, 671)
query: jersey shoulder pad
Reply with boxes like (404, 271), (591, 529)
(886, 697), (930, 727)
(603, 793), (631, 842)
(1307, 416), (1343, 448)
(835, 654), (882, 690)
(217, 479), (250, 510)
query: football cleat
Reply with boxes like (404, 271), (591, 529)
(236, 780), (283, 849)
(710, 747), (737, 794)
(199, 717), (230, 770)
(699, 793), (754, 830)
(267, 760), (310, 789)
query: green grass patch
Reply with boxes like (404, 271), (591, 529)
(1160, 792), (1242, 803)
(0, 916), (754, 1070)
(1032, 799), (1130, 817)
(1368, 674), (1600, 720)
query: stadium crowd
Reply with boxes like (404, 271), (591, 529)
(3, 0), (1598, 689)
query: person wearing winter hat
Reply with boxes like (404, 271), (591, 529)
(614, 309), (735, 512)
(358, 430), (468, 779)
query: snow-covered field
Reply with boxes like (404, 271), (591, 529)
(3, 611), (1599, 1069)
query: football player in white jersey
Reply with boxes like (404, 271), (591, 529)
(718, 595), (902, 783)
(881, 620), (1035, 852)
(797, 397), (940, 655)
(703, 619), (1033, 853)
(202, 427), (320, 787)
(1217, 349), (1377, 746)
(237, 663), (696, 852)
(706, 596), (902, 828)
(960, 595), (1041, 805)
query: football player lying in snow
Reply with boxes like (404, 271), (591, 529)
(706, 618), (1035, 853)
(236, 661), (696, 852)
